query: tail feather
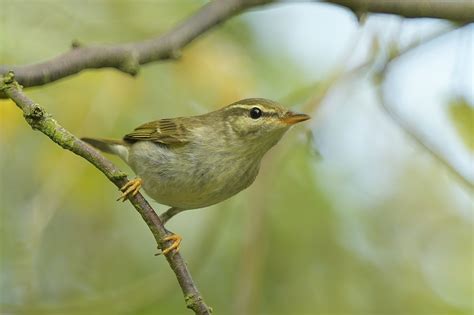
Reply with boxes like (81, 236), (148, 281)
(81, 137), (129, 161)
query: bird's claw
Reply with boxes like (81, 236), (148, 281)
(117, 178), (142, 202)
(155, 233), (182, 256)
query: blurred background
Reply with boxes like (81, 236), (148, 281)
(1, 1), (473, 314)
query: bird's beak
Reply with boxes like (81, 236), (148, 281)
(281, 111), (311, 125)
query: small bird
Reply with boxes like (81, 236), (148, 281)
(82, 98), (310, 254)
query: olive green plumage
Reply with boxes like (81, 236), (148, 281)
(82, 98), (309, 223)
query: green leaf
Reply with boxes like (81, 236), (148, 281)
(448, 97), (474, 152)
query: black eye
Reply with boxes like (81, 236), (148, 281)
(249, 107), (262, 119)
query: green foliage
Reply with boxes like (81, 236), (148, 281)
(448, 97), (474, 151)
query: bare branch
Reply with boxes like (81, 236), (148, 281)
(0, 72), (212, 315)
(322, 0), (474, 22)
(0, 0), (271, 95)
(2, 0), (471, 98)
(374, 28), (474, 190)
(378, 87), (474, 190)
(300, 23), (473, 190)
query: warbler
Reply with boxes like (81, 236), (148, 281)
(82, 98), (310, 254)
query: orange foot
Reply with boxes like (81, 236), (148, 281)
(156, 233), (182, 256)
(117, 178), (142, 202)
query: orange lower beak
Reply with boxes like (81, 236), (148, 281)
(281, 111), (311, 125)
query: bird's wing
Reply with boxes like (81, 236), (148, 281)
(123, 118), (191, 145)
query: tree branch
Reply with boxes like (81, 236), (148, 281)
(377, 85), (474, 190)
(322, 0), (474, 22)
(374, 28), (474, 190)
(3, 0), (471, 98)
(0, 0), (271, 96)
(0, 71), (211, 315)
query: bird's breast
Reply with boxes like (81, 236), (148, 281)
(127, 141), (261, 209)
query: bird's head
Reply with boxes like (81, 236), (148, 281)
(221, 98), (309, 137)
(211, 98), (310, 155)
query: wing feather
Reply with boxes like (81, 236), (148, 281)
(123, 118), (190, 145)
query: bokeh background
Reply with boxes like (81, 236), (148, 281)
(1, 1), (473, 314)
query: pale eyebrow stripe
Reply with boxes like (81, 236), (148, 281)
(226, 104), (278, 116)
(226, 104), (255, 111)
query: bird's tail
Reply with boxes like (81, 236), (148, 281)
(81, 137), (130, 162)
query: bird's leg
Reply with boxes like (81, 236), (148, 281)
(154, 207), (183, 255)
(117, 177), (142, 202)
(159, 207), (182, 225)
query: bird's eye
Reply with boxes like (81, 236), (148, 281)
(249, 107), (262, 119)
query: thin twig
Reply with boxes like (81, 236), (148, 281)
(377, 87), (474, 190)
(375, 27), (474, 190)
(300, 23), (472, 189)
(322, 0), (474, 22)
(0, 0), (271, 96)
(0, 72), (211, 315)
